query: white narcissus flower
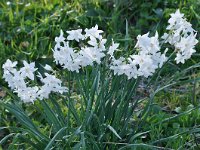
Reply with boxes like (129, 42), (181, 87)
(97, 36), (107, 51)
(66, 29), (84, 42)
(88, 36), (98, 47)
(16, 87), (39, 103)
(85, 24), (103, 39)
(110, 32), (167, 79)
(38, 85), (51, 100)
(135, 32), (160, 55)
(167, 9), (184, 30)
(53, 25), (106, 72)
(3, 71), (26, 90)
(2, 59), (67, 103)
(3, 61), (27, 90)
(117, 64), (132, 76)
(135, 33), (151, 51)
(55, 30), (65, 44)
(108, 39), (119, 56)
(12, 71), (27, 90)
(20, 61), (37, 80)
(40, 73), (68, 94)
(80, 47), (105, 64)
(162, 9), (198, 64)
(63, 60), (80, 73)
(175, 53), (186, 64)
(175, 33), (198, 53)
(131, 54), (156, 77)
(2, 59), (18, 73)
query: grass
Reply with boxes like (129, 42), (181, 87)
(0, 0), (200, 149)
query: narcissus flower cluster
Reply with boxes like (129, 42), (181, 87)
(2, 59), (67, 103)
(2, 10), (198, 103)
(162, 9), (198, 64)
(110, 32), (167, 79)
(53, 25), (106, 72)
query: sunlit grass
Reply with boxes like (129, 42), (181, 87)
(0, 0), (200, 149)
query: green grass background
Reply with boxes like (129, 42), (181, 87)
(0, 0), (200, 149)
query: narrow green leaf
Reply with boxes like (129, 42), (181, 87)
(44, 127), (67, 150)
(107, 125), (122, 140)
(1, 102), (48, 142)
(0, 133), (15, 145)
(119, 143), (173, 150)
(40, 100), (62, 131)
